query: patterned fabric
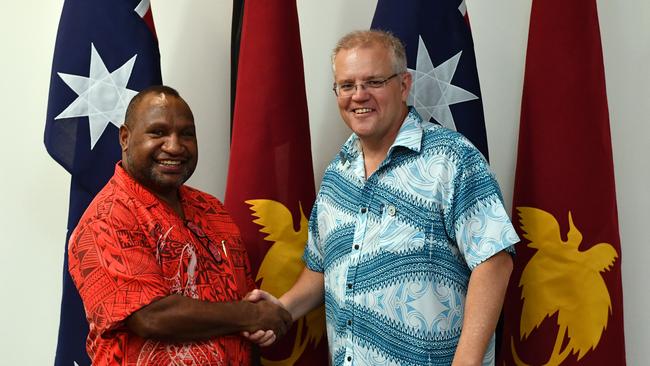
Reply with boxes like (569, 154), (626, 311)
(304, 107), (519, 366)
(68, 164), (256, 365)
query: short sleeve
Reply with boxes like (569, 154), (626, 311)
(445, 144), (519, 270)
(302, 200), (324, 273)
(68, 199), (169, 334)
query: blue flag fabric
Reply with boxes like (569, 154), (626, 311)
(371, 0), (489, 160)
(45, 1), (161, 364)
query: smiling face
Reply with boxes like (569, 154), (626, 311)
(119, 92), (198, 201)
(333, 44), (411, 150)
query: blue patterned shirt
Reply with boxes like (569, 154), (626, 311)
(304, 108), (519, 366)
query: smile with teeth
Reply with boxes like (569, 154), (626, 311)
(158, 160), (182, 166)
(353, 108), (373, 114)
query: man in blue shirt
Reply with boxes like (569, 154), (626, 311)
(247, 30), (519, 366)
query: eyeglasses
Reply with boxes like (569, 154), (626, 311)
(332, 73), (399, 97)
(186, 220), (227, 263)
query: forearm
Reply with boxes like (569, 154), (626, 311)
(127, 294), (287, 342)
(453, 251), (513, 366)
(279, 267), (324, 320)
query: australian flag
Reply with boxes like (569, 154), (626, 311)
(44, 0), (161, 364)
(371, 0), (489, 160)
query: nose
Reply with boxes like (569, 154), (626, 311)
(351, 84), (370, 100)
(162, 134), (184, 155)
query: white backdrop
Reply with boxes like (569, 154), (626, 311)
(1, 0), (648, 364)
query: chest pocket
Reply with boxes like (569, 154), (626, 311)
(221, 236), (250, 298)
(376, 203), (427, 254)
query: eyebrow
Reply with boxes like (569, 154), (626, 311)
(337, 74), (387, 82)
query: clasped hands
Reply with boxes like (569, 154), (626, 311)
(242, 289), (290, 347)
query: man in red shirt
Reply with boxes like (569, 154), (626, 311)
(68, 85), (290, 365)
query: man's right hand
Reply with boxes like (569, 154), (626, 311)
(241, 290), (291, 346)
(250, 298), (292, 339)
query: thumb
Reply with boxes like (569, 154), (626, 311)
(244, 289), (262, 302)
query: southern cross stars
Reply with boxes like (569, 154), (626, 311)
(408, 36), (478, 131)
(55, 43), (138, 149)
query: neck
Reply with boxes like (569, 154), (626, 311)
(156, 190), (184, 219)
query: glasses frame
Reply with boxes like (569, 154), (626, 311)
(332, 73), (400, 97)
(186, 220), (224, 264)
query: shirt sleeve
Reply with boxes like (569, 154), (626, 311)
(445, 142), (520, 270)
(302, 200), (324, 273)
(68, 198), (169, 334)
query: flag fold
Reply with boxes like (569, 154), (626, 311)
(498, 0), (626, 364)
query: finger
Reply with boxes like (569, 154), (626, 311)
(244, 289), (261, 302)
(259, 333), (277, 347)
(252, 289), (280, 304)
(257, 330), (274, 344)
(246, 330), (267, 342)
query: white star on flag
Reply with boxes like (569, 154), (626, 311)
(408, 36), (478, 131)
(55, 43), (138, 149)
(459, 0), (467, 16)
(134, 0), (150, 17)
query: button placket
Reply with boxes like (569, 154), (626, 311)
(343, 178), (375, 365)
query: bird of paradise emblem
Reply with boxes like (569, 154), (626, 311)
(246, 199), (325, 366)
(510, 207), (618, 366)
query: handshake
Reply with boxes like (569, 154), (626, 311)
(241, 289), (290, 347)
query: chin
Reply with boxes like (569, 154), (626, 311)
(351, 126), (376, 138)
(151, 171), (191, 189)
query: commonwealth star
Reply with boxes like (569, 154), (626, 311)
(408, 36), (479, 131)
(55, 43), (138, 149)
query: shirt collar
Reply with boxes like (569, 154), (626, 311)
(113, 162), (189, 210)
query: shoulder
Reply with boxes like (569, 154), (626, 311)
(419, 125), (489, 172)
(181, 185), (232, 217)
(181, 185), (239, 229)
(74, 195), (133, 245)
(68, 179), (141, 257)
(421, 124), (480, 154)
(181, 185), (223, 207)
(78, 178), (137, 226)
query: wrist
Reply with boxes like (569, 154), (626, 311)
(278, 297), (296, 321)
(238, 300), (259, 331)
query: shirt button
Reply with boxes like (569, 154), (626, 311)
(387, 204), (396, 216)
(347, 356), (352, 362)
(360, 207), (367, 213)
(347, 320), (352, 326)
(347, 283), (352, 289)
(354, 244), (359, 250)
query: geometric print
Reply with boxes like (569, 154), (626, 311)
(68, 164), (256, 365)
(304, 108), (519, 365)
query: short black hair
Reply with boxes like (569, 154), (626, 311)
(124, 85), (185, 127)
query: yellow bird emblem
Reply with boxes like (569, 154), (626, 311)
(246, 199), (325, 366)
(510, 206), (618, 366)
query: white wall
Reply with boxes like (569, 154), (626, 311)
(1, 0), (647, 364)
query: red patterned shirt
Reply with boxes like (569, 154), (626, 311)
(68, 164), (256, 365)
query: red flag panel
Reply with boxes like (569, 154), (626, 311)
(498, 0), (626, 365)
(225, 0), (327, 364)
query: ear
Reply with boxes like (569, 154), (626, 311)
(119, 124), (130, 152)
(400, 72), (413, 102)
